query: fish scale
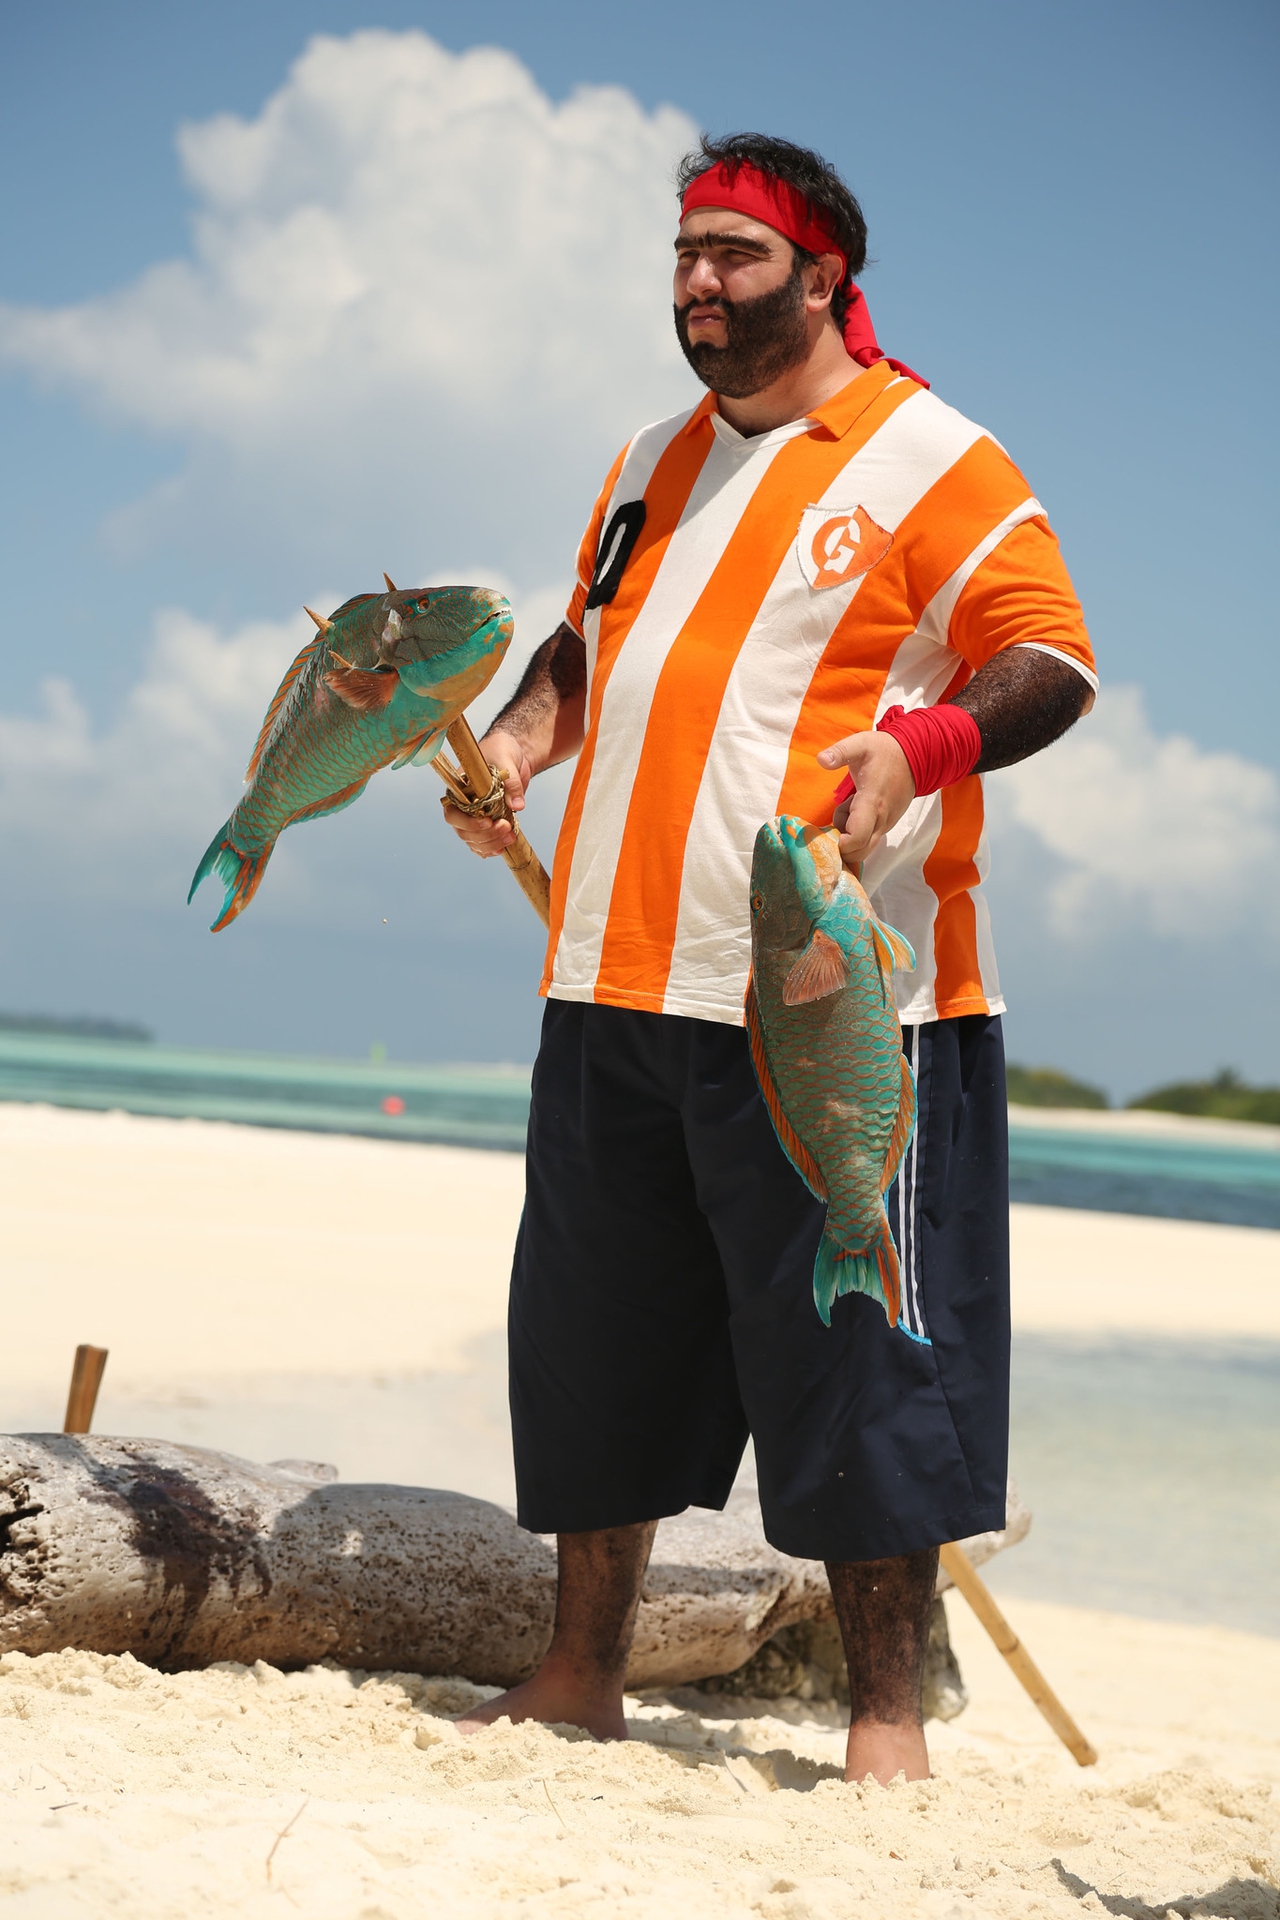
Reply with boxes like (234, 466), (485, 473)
(747, 815), (917, 1328)
(189, 584), (512, 930)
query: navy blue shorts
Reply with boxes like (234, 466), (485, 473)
(509, 1001), (1010, 1562)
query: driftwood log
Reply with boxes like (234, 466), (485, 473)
(0, 1437), (1028, 1690)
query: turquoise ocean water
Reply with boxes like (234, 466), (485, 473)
(2, 1028), (1278, 1228)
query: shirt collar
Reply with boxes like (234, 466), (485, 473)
(806, 360), (899, 439)
(681, 359), (899, 444)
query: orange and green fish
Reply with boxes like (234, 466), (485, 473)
(190, 584), (512, 930)
(746, 816), (917, 1328)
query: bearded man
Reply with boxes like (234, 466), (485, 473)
(447, 133), (1095, 1784)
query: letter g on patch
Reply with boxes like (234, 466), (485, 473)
(797, 504), (893, 590)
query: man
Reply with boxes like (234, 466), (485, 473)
(447, 133), (1095, 1784)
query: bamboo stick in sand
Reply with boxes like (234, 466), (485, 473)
(939, 1540), (1098, 1766)
(63, 1345), (109, 1436)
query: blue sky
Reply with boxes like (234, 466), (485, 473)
(0, 0), (1276, 1095)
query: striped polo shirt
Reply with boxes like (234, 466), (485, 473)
(541, 361), (1095, 1026)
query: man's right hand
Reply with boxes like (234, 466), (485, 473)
(442, 727), (532, 858)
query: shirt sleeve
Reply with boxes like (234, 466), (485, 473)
(564, 443), (631, 638)
(947, 515), (1097, 691)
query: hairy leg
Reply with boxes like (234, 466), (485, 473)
(827, 1546), (939, 1785)
(457, 1520), (658, 1741)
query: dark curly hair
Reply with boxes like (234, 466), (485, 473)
(675, 132), (868, 326)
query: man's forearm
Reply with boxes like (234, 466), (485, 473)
(487, 623), (587, 773)
(953, 647), (1093, 774)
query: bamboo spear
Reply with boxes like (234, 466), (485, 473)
(939, 1541), (1097, 1766)
(432, 715), (552, 929)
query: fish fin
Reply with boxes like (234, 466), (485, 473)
(188, 824), (274, 932)
(745, 979), (828, 1202)
(812, 1234), (842, 1327)
(782, 928), (850, 1006)
(879, 1054), (918, 1194)
(869, 915), (916, 977)
(409, 731), (446, 767)
(325, 662), (399, 711)
(246, 637), (323, 780)
(874, 1216), (903, 1327)
(286, 775), (371, 826)
(813, 1215), (902, 1330)
(328, 592), (381, 621)
(391, 729), (445, 770)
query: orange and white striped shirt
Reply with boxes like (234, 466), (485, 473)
(541, 361), (1095, 1026)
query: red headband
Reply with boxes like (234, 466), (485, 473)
(679, 161), (928, 388)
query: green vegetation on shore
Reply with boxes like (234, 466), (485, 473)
(1007, 1061), (1280, 1125)
(1005, 1064), (1109, 1109)
(1128, 1070), (1280, 1127)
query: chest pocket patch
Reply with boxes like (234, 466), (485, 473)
(797, 504), (893, 591)
(585, 500), (647, 610)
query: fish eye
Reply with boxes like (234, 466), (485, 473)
(750, 891), (764, 913)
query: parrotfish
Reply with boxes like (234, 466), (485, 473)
(746, 816), (917, 1328)
(190, 584), (512, 930)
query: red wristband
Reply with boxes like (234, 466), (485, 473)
(832, 703), (982, 807)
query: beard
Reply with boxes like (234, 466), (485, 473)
(674, 265), (811, 399)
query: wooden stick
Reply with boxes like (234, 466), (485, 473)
(435, 716), (553, 929)
(938, 1542), (1097, 1766)
(63, 1346), (109, 1436)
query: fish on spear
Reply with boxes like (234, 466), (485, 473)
(188, 577), (550, 931)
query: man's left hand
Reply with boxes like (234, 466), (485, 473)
(816, 730), (916, 869)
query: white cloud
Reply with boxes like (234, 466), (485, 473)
(986, 685), (1280, 941)
(0, 28), (702, 576)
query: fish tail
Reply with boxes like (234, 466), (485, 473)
(811, 1212), (902, 1330)
(188, 823), (274, 932)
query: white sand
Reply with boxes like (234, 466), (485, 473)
(1, 1101), (1277, 1917)
(0, 1104), (524, 1386)
(1, 1604), (1276, 1917)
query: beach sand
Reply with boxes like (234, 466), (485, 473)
(1, 1103), (1277, 1917)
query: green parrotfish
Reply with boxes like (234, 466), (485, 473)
(190, 584), (512, 930)
(746, 816), (917, 1328)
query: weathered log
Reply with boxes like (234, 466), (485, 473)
(0, 1437), (1029, 1690)
(0, 1437), (833, 1686)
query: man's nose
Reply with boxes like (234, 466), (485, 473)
(685, 253), (723, 298)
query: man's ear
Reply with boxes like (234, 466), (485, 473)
(803, 251), (845, 313)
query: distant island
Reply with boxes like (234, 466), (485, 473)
(1129, 1069), (1280, 1127)
(0, 1012), (153, 1043)
(1008, 1061), (1280, 1126)
(1005, 1064), (1108, 1109)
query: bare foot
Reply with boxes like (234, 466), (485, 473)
(844, 1719), (930, 1785)
(456, 1667), (628, 1742)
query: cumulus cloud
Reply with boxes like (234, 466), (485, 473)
(985, 685), (1280, 941)
(0, 31), (698, 586)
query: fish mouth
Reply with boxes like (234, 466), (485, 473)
(776, 815), (843, 905)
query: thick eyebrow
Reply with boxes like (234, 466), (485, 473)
(673, 228), (775, 257)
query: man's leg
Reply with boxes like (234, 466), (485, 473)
(458, 1520), (657, 1740)
(683, 1014), (1009, 1788)
(475, 1007), (749, 1741)
(828, 1547), (939, 1783)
